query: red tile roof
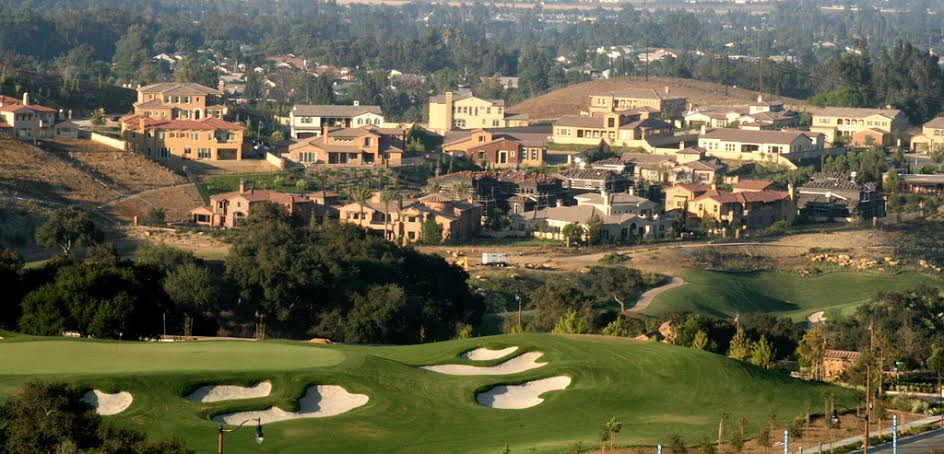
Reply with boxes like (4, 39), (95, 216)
(733, 179), (775, 191)
(123, 115), (243, 131)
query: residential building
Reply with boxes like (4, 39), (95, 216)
(605, 147), (725, 184)
(428, 91), (528, 134)
(120, 115), (245, 160)
(810, 107), (907, 146)
(0, 94), (77, 140)
(698, 128), (825, 163)
(686, 187), (796, 230)
(191, 180), (315, 228)
(133, 82), (226, 121)
(823, 349), (861, 382)
(552, 110), (678, 151)
(908, 117), (944, 153)
(796, 173), (884, 222)
(664, 183), (712, 212)
(479, 75), (520, 89)
(557, 168), (630, 193)
(285, 126), (405, 167)
(684, 96), (799, 129)
(585, 88), (687, 119)
(431, 170), (567, 214)
(289, 103), (384, 139)
(441, 127), (548, 168)
(338, 192), (481, 243)
(573, 188), (658, 217)
(893, 174), (944, 196)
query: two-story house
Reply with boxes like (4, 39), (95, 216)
(427, 91), (529, 134)
(909, 117), (944, 153)
(796, 173), (884, 222)
(289, 103), (384, 139)
(0, 94), (77, 140)
(120, 115), (245, 160)
(191, 180), (316, 228)
(133, 82), (226, 120)
(685, 96), (798, 129)
(285, 126), (405, 166)
(698, 128), (824, 163)
(442, 127), (548, 168)
(585, 88), (687, 120)
(810, 107), (907, 146)
(552, 110), (676, 151)
(602, 148), (724, 185)
(338, 192), (481, 243)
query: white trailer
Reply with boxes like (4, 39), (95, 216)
(481, 252), (508, 267)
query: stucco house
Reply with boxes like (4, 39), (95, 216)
(338, 192), (482, 243)
(191, 181), (315, 228)
(810, 107), (907, 146)
(909, 117), (944, 153)
(285, 126), (405, 167)
(289, 103), (384, 139)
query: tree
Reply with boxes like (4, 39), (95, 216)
(668, 433), (687, 454)
(699, 435), (716, 454)
(797, 326), (827, 380)
(450, 181), (471, 200)
(0, 249), (24, 328)
(755, 426), (771, 454)
(380, 188), (400, 241)
(90, 108), (106, 126)
(530, 280), (592, 332)
(586, 213), (605, 245)
(928, 344), (944, 390)
(727, 422), (745, 453)
(35, 207), (103, 254)
(163, 263), (219, 337)
(727, 329), (751, 361)
(552, 308), (588, 334)
(419, 219), (444, 245)
(605, 417), (622, 451)
(602, 317), (629, 337)
(751, 335), (775, 369)
(561, 222), (583, 248)
(347, 185), (373, 227)
(692, 330), (709, 350)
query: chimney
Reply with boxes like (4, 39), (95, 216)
(757, 95), (763, 103)
(444, 91), (454, 132)
(679, 141), (685, 151)
(664, 86), (670, 94)
(217, 80), (226, 93)
(556, 198), (564, 207)
(239, 179), (247, 193)
(353, 100), (360, 106)
(700, 125), (707, 135)
(788, 183), (795, 201)
(628, 186), (636, 196)
(68, 110), (72, 120)
(138, 117), (146, 131)
(22, 93), (29, 106)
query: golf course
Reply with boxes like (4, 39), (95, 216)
(0, 331), (858, 453)
(644, 269), (941, 321)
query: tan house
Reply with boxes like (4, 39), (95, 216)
(810, 107), (907, 146)
(687, 187), (795, 230)
(586, 88), (687, 120)
(0, 94), (78, 140)
(428, 91), (528, 134)
(823, 349), (861, 382)
(133, 82), (226, 120)
(698, 128), (824, 164)
(289, 103), (384, 139)
(909, 117), (944, 153)
(338, 192), (481, 243)
(552, 110), (676, 150)
(191, 181), (315, 228)
(285, 126), (405, 166)
(607, 147), (725, 184)
(120, 115), (245, 160)
(442, 128), (548, 168)
(664, 183), (712, 211)
(685, 96), (799, 129)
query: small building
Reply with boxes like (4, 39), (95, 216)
(823, 349), (861, 382)
(441, 127), (548, 168)
(909, 117), (944, 153)
(192, 181), (315, 228)
(687, 188), (796, 231)
(285, 126), (405, 167)
(684, 96), (798, 130)
(797, 173), (884, 222)
(289, 103), (384, 139)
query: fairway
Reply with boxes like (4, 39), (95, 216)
(644, 269), (941, 320)
(0, 332), (857, 453)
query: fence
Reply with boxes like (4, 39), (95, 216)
(266, 151), (287, 169)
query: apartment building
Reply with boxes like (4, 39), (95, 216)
(191, 180), (315, 228)
(698, 128), (824, 163)
(442, 128), (548, 168)
(285, 126), (405, 166)
(133, 82), (226, 120)
(810, 107), (907, 146)
(338, 192), (481, 243)
(586, 88), (687, 119)
(289, 103), (384, 139)
(120, 115), (245, 160)
(0, 94), (78, 140)
(552, 110), (676, 150)
(909, 117), (944, 153)
(428, 91), (528, 134)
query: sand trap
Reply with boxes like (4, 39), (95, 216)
(82, 390), (133, 415)
(420, 351), (547, 375)
(186, 381), (272, 403)
(462, 346), (519, 361)
(808, 311), (826, 324)
(213, 385), (368, 425)
(476, 376), (572, 409)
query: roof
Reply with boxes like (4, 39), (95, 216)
(137, 82), (223, 96)
(824, 349), (861, 361)
(211, 188), (312, 205)
(292, 104), (383, 117)
(677, 146), (706, 155)
(133, 98), (170, 109)
(694, 190), (790, 205)
(123, 115), (243, 131)
(799, 173), (868, 192)
(555, 115), (604, 128)
(557, 168), (619, 181)
(898, 174), (944, 185)
(924, 117), (944, 129)
(574, 192), (654, 206)
(812, 107), (901, 119)
(733, 179), (775, 191)
(683, 159), (725, 171)
(671, 183), (710, 193)
(700, 128), (810, 145)
(518, 204), (650, 226)
(0, 102), (57, 113)
(429, 92), (504, 106)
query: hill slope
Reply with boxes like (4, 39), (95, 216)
(0, 333), (855, 453)
(509, 77), (808, 121)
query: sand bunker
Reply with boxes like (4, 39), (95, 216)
(82, 390), (133, 415)
(462, 346), (519, 361)
(213, 385), (368, 425)
(476, 376), (572, 409)
(420, 351), (546, 375)
(186, 381), (272, 403)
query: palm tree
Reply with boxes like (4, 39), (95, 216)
(348, 184), (373, 226)
(380, 188), (400, 241)
(450, 181), (471, 200)
(423, 180), (442, 194)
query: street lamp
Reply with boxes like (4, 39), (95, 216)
(218, 418), (264, 454)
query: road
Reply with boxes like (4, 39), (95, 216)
(850, 427), (944, 454)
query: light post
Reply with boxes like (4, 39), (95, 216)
(218, 417), (264, 454)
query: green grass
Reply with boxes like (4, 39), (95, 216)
(200, 172), (300, 195)
(0, 333), (857, 453)
(645, 269), (941, 321)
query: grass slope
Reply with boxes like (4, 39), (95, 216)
(645, 269), (940, 321)
(0, 333), (855, 453)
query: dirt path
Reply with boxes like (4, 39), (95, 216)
(626, 276), (685, 313)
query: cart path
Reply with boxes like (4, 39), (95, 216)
(626, 276), (685, 313)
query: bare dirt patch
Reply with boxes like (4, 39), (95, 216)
(53, 140), (185, 193)
(0, 137), (116, 205)
(106, 184), (206, 223)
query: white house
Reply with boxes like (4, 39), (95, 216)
(289, 103), (384, 139)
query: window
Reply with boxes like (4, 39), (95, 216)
(157, 131), (165, 140)
(486, 107), (491, 114)
(492, 120), (500, 127)
(724, 143), (736, 152)
(531, 149), (538, 160)
(198, 148), (211, 159)
(184, 148), (192, 155)
(299, 152), (317, 162)
(182, 96), (190, 104)
(478, 135), (485, 142)
(192, 133), (199, 140)
(364, 137), (372, 146)
(453, 119), (466, 128)
(769, 146), (782, 154)
(301, 117), (313, 124)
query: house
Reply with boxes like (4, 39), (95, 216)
(285, 126), (405, 167)
(556, 168), (630, 193)
(609, 147), (725, 184)
(119, 115), (245, 160)
(685, 96), (799, 129)
(552, 110), (678, 151)
(431, 170), (567, 214)
(664, 183), (712, 212)
(479, 75), (520, 89)
(796, 173), (884, 222)
(441, 127), (548, 168)
(585, 88), (687, 120)
(908, 117), (944, 153)
(573, 188), (658, 217)
(289, 103), (384, 139)
(732, 179), (776, 193)
(810, 107), (907, 146)
(0, 94), (77, 140)
(893, 174), (944, 196)
(191, 180), (315, 228)
(428, 91), (528, 134)
(698, 128), (825, 163)
(133, 82), (226, 121)
(338, 192), (481, 243)
(686, 186), (796, 231)
(823, 349), (861, 382)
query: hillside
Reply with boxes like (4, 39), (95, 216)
(0, 333), (856, 453)
(509, 77), (808, 121)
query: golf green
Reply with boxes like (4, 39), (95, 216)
(0, 332), (857, 453)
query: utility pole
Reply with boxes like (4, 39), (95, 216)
(864, 320), (874, 454)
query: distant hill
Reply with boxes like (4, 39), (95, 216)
(509, 76), (809, 121)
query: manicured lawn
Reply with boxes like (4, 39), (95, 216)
(0, 333), (857, 453)
(200, 172), (299, 195)
(645, 269), (941, 321)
